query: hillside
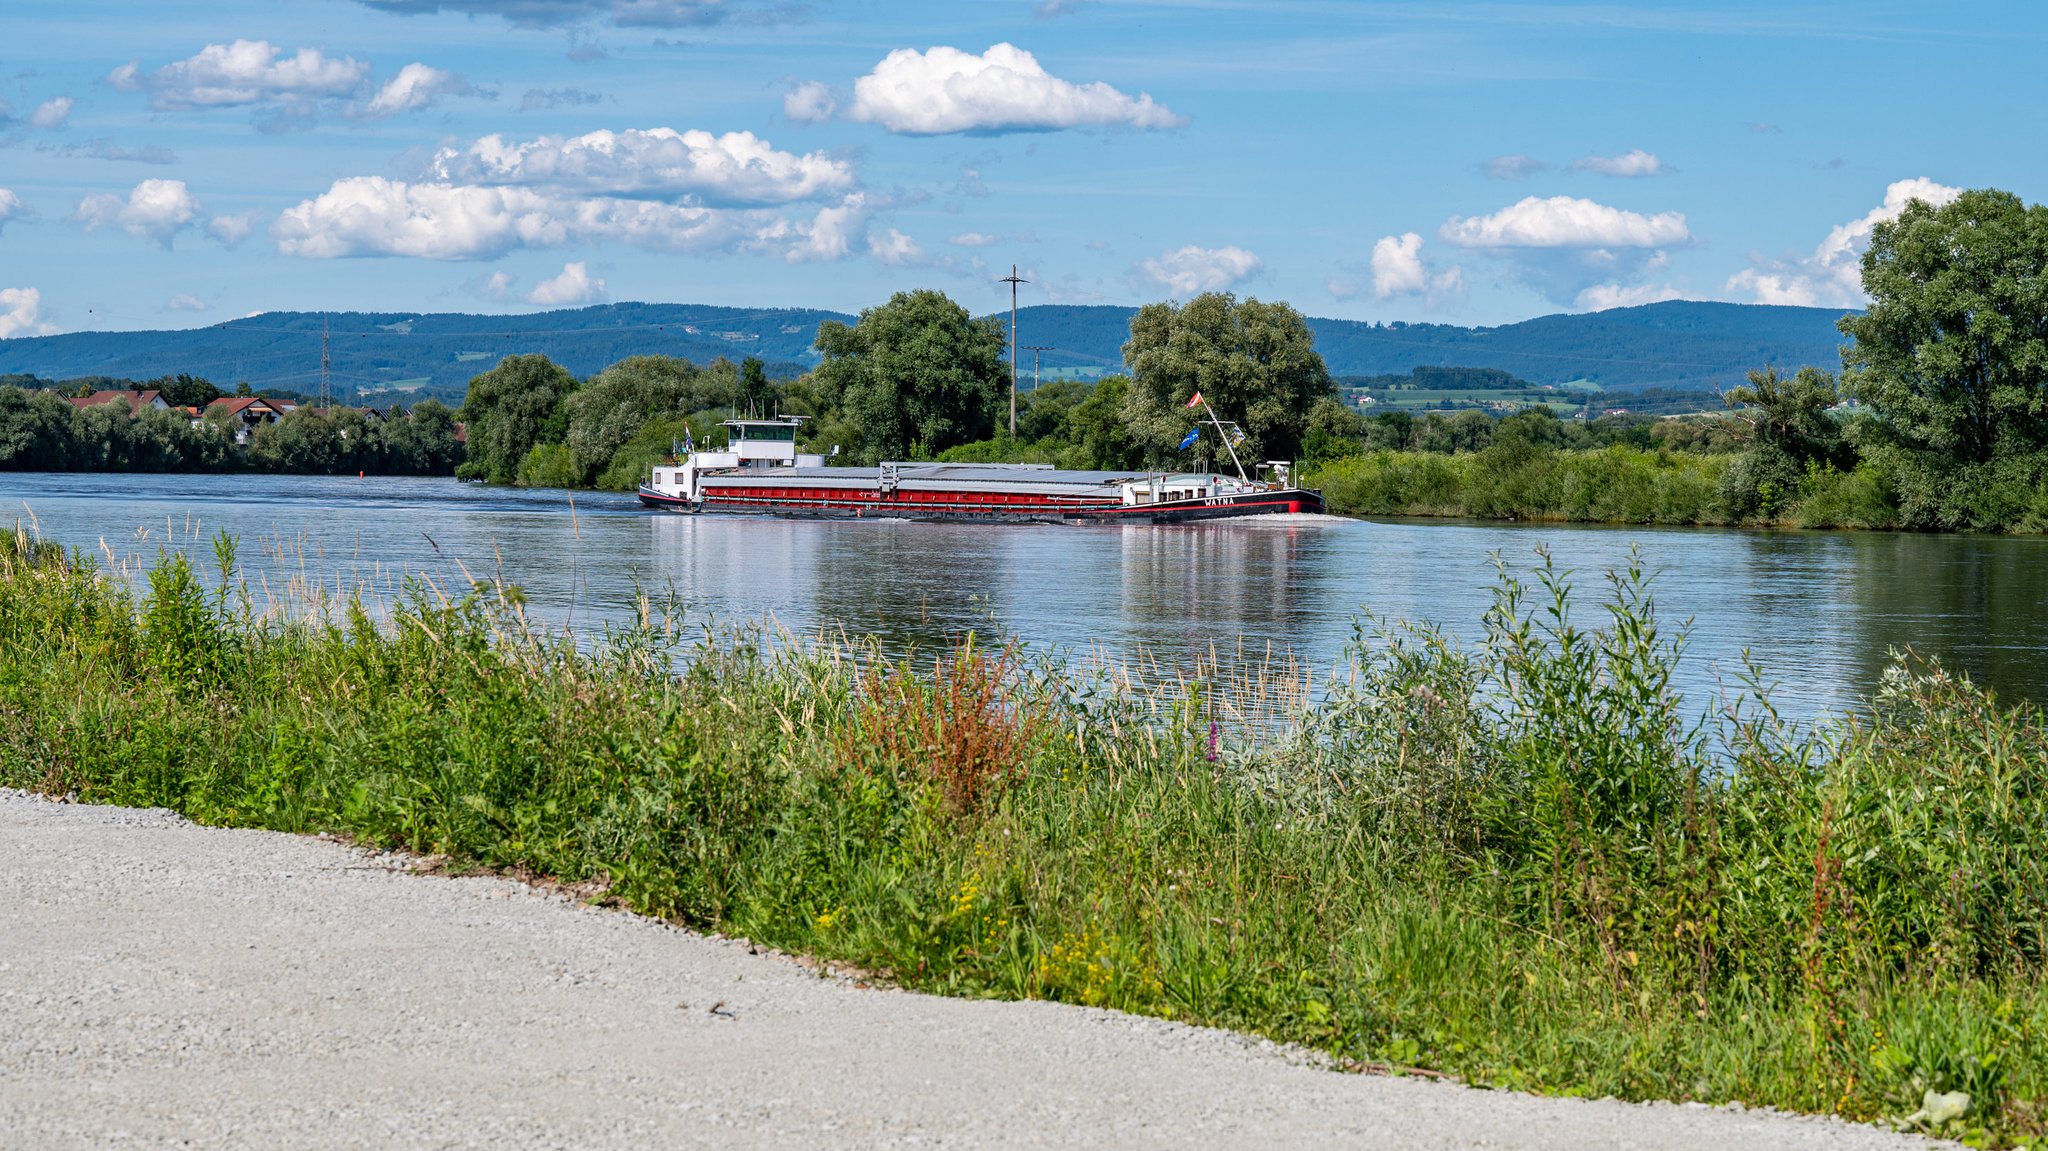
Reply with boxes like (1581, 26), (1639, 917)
(0, 299), (1850, 404)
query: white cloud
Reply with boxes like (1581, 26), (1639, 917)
(1440, 195), (1689, 305)
(783, 81), (837, 124)
(430, 127), (853, 206)
(206, 210), (263, 247)
(0, 287), (55, 338)
(1441, 195), (1690, 249)
(163, 292), (209, 313)
(358, 62), (466, 118)
(28, 97), (73, 130)
(1135, 245), (1261, 296)
(1725, 177), (1963, 307)
(947, 231), (1000, 247)
(272, 175), (872, 263)
(1035, 0), (1086, 15)
(1574, 282), (1684, 310)
(868, 227), (923, 266)
(1483, 154), (1548, 181)
(841, 43), (1183, 135)
(74, 179), (206, 248)
(1371, 233), (1427, 298)
(1571, 149), (1664, 178)
(122, 40), (368, 110)
(0, 189), (25, 233)
(526, 261), (608, 305)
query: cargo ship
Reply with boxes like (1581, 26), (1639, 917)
(638, 415), (1323, 524)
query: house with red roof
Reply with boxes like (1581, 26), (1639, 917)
(68, 390), (169, 415)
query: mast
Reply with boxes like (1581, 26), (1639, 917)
(1022, 344), (1052, 395)
(1000, 265), (1028, 438)
(1197, 395), (1250, 484)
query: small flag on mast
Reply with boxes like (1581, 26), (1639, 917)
(682, 428), (695, 454)
(1178, 428), (1201, 451)
(1185, 391), (1204, 409)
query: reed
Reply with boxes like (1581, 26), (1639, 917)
(3, 525), (2046, 1143)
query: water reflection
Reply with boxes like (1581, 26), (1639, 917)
(6, 471), (2048, 721)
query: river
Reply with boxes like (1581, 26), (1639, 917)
(6, 471), (2047, 721)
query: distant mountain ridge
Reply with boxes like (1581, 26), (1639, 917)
(0, 299), (1851, 404)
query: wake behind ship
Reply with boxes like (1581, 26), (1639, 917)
(639, 416), (1324, 525)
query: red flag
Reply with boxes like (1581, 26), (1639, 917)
(1185, 391), (1204, 409)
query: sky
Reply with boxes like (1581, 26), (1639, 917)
(1, 0), (2043, 339)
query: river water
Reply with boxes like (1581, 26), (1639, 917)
(6, 471), (2047, 721)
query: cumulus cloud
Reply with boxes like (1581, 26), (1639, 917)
(783, 80), (836, 124)
(1035, 0), (1086, 14)
(272, 174), (871, 263)
(355, 0), (758, 28)
(116, 40), (367, 109)
(1370, 233), (1428, 298)
(1572, 148), (1665, 178)
(1441, 195), (1689, 305)
(358, 62), (467, 118)
(1574, 282), (1684, 310)
(163, 292), (209, 313)
(430, 127), (853, 205)
(527, 261), (608, 305)
(1725, 177), (1964, 307)
(74, 179), (207, 248)
(28, 97), (73, 130)
(0, 287), (55, 338)
(1441, 196), (1689, 249)
(112, 40), (464, 126)
(1134, 245), (1261, 296)
(868, 227), (922, 266)
(0, 189), (25, 234)
(946, 231), (1000, 247)
(839, 43), (1182, 135)
(1483, 154), (1548, 181)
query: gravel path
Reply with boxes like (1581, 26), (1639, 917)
(0, 789), (1947, 1150)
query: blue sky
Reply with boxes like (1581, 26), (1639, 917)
(1, 0), (2041, 338)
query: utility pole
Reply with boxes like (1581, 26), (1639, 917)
(999, 265), (1028, 438)
(319, 315), (331, 411)
(1021, 345), (1053, 393)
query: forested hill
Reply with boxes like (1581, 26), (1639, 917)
(0, 299), (1848, 403)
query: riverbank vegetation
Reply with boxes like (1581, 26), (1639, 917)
(0, 382), (463, 476)
(4, 528), (2046, 1143)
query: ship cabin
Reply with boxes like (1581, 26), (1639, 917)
(645, 414), (825, 502)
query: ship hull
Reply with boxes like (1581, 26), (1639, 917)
(637, 484), (1322, 524)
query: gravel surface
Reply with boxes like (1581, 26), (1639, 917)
(0, 788), (1950, 1150)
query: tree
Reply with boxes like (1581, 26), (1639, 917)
(383, 400), (464, 475)
(1120, 293), (1334, 465)
(457, 355), (579, 483)
(738, 356), (775, 418)
(148, 373), (221, 410)
(0, 387), (78, 470)
(1840, 188), (2048, 527)
(811, 289), (1005, 464)
(563, 356), (732, 485)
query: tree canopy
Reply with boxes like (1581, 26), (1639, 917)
(811, 289), (1005, 464)
(458, 354), (580, 484)
(1841, 188), (2048, 527)
(1120, 293), (1334, 465)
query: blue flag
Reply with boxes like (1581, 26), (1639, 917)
(1178, 428), (1200, 451)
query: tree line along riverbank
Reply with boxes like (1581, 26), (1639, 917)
(4, 528), (2047, 1143)
(5, 187), (2047, 533)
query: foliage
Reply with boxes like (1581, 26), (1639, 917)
(1122, 293), (1334, 464)
(457, 354), (580, 483)
(1842, 188), (2048, 529)
(7, 535), (2048, 1140)
(563, 356), (736, 487)
(812, 290), (1006, 464)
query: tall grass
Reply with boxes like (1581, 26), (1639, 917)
(4, 526), (2046, 1143)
